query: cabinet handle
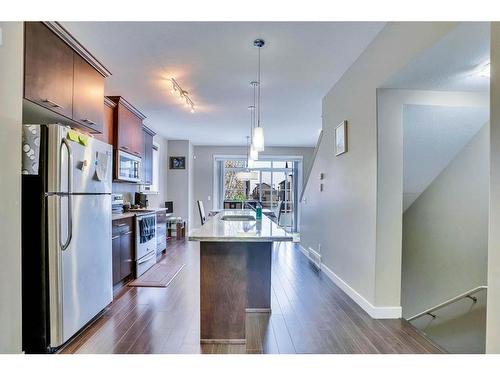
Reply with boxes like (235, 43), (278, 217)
(81, 118), (96, 126)
(116, 223), (126, 227)
(112, 235), (120, 240)
(41, 99), (63, 109)
(121, 146), (129, 150)
(124, 231), (133, 235)
(133, 151), (141, 156)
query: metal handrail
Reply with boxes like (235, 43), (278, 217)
(407, 285), (487, 321)
(300, 129), (323, 202)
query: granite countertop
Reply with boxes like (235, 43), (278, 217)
(189, 209), (293, 242)
(112, 207), (171, 221)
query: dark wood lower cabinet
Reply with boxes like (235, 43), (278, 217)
(112, 218), (135, 286)
(112, 235), (122, 285)
(120, 230), (134, 280)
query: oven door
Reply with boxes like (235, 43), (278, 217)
(135, 214), (157, 260)
(116, 150), (141, 182)
(136, 249), (157, 278)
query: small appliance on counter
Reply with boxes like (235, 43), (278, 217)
(135, 192), (148, 208)
(112, 193), (124, 214)
(164, 201), (173, 214)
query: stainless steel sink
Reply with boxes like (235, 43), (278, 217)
(220, 215), (256, 221)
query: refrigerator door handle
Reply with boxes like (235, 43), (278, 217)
(59, 138), (73, 251)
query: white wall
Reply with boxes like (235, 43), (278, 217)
(300, 22), (457, 318)
(147, 136), (168, 208)
(376, 89), (488, 310)
(402, 124), (489, 353)
(487, 21), (500, 354)
(0, 22), (23, 353)
(191, 145), (314, 229)
(167, 140), (193, 230)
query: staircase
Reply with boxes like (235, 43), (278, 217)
(405, 286), (487, 354)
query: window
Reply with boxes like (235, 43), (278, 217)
(142, 142), (160, 193)
(151, 143), (160, 192)
(214, 156), (302, 232)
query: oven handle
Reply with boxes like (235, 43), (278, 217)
(138, 250), (156, 264)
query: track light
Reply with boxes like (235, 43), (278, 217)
(170, 78), (196, 113)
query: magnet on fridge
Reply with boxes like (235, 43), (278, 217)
(78, 134), (89, 146)
(67, 130), (79, 142)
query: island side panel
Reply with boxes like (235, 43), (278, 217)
(246, 242), (272, 312)
(200, 241), (247, 343)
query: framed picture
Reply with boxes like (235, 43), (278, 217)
(169, 156), (186, 169)
(335, 121), (348, 156)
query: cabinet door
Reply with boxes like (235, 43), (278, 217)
(120, 230), (134, 280)
(112, 235), (121, 285)
(116, 103), (143, 157)
(24, 22), (74, 118)
(73, 53), (104, 133)
(142, 129), (154, 185)
(94, 101), (114, 145)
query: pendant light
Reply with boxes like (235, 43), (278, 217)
(252, 39), (265, 152)
(248, 104), (257, 165)
(249, 82), (259, 161)
(237, 136), (258, 181)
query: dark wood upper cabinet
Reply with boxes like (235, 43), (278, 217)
(23, 22), (111, 133)
(142, 126), (156, 185)
(72, 53), (105, 133)
(24, 22), (74, 119)
(94, 98), (115, 145)
(107, 96), (146, 158)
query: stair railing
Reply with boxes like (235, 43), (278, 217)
(407, 285), (487, 321)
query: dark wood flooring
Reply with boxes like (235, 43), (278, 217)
(60, 240), (444, 354)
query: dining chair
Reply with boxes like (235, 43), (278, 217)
(197, 200), (206, 225)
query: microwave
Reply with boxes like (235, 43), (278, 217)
(116, 149), (141, 182)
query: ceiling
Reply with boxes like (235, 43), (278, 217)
(61, 22), (385, 146)
(403, 104), (489, 211)
(384, 22), (490, 92)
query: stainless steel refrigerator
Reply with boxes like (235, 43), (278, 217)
(22, 124), (113, 353)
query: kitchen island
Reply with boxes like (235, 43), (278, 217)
(189, 209), (293, 344)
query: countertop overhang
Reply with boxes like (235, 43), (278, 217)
(189, 209), (293, 242)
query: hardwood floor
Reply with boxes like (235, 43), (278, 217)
(60, 239), (444, 354)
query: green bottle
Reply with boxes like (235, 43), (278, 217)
(256, 205), (262, 220)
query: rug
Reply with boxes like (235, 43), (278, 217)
(128, 262), (185, 288)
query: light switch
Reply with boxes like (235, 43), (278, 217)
(208, 195), (211, 201)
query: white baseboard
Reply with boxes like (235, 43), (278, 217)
(298, 245), (402, 319)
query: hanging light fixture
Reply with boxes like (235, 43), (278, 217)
(247, 105), (257, 166)
(252, 39), (265, 152)
(249, 81), (260, 161)
(236, 136), (259, 181)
